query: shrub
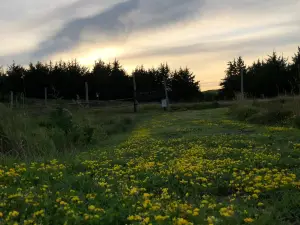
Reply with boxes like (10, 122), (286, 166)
(50, 107), (74, 134)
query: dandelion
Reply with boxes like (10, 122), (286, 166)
(10, 211), (19, 217)
(127, 215), (142, 221)
(154, 215), (169, 221)
(219, 207), (234, 217)
(257, 202), (264, 207)
(244, 218), (254, 223)
(192, 211), (199, 216)
(33, 209), (45, 218)
(24, 219), (34, 225)
(175, 218), (191, 225)
(252, 194), (259, 199)
(129, 187), (138, 195)
(207, 216), (216, 225)
(84, 214), (90, 220)
(143, 217), (150, 224)
(60, 201), (68, 206)
(88, 205), (96, 211)
(86, 193), (97, 200)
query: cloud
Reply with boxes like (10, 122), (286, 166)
(1, 0), (300, 90)
(1, 0), (205, 63)
(31, 0), (140, 59)
(120, 18), (300, 60)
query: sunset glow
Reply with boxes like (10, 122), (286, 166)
(1, 0), (299, 90)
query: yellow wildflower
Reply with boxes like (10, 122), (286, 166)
(244, 218), (254, 223)
(33, 209), (45, 218)
(60, 201), (67, 206)
(88, 205), (96, 211)
(128, 215), (142, 221)
(155, 215), (169, 221)
(11, 211), (19, 217)
(143, 217), (150, 224)
(207, 216), (216, 225)
(257, 202), (264, 207)
(129, 187), (138, 195)
(175, 218), (191, 225)
(24, 220), (34, 225)
(252, 194), (259, 199)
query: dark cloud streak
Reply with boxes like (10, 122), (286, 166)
(32, 0), (140, 59)
(121, 29), (300, 60)
(4, 0), (205, 62)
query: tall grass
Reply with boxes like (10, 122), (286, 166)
(229, 96), (300, 127)
(0, 104), (57, 159)
(0, 104), (136, 160)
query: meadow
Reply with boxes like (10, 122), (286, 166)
(1, 104), (300, 225)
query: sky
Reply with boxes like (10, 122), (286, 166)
(1, 0), (300, 90)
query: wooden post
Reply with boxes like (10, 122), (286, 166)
(241, 69), (244, 100)
(85, 82), (89, 107)
(44, 87), (48, 107)
(298, 64), (300, 94)
(163, 76), (169, 110)
(20, 92), (25, 108)
(133, 74), (137, 113)
(10, 91), (13, 108)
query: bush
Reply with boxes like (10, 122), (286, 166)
(50, 107), (74, 134)
(45, 107), (98, 147)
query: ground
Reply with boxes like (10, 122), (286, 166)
(1, 108), (300, 225)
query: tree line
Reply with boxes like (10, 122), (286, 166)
(0, 60), (201, 102)
(220, 47), (300, 99)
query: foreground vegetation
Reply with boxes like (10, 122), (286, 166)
(1, 106), (300, 224)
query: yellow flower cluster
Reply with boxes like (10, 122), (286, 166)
(1, 112), (300, 224)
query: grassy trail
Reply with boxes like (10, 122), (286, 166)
(1, 108), (300, 225)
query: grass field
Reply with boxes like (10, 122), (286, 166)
(1, 108), (300, 224)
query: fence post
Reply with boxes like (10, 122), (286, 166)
(298, 64), (300, 94)
(10, 91), (13, 108)
(241, 69), (244, 100)
(44, 87), (48, 107)
(163, 76), (170, 110)
(85, 82), (89, 107)
(133, 74), (137, 113)
(21, 92), (25, 108)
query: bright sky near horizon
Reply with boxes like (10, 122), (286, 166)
(1, 0), (300, 90)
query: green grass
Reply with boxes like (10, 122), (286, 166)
(1, 107), (300, 224)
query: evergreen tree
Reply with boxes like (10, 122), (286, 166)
(220, 48), (300, 99)
(171, 67), (200, 101)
